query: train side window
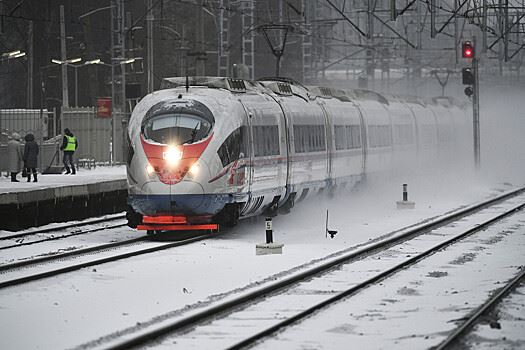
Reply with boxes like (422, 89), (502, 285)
(217, 126), (247, 167)
(348, 125), (362, 148)
(293, 125), (306, 153)
(253, 125), (279, 156)
(421, 125), (435, 145)
(335, 125), (346, 150)
(309, 126), (314, 151)
(318, 125), (326, 151)
(294, 124), (326, 153)
(369, 125), (392, 147)
(335, 124), (361, 150)
(438, 124), (451, 143)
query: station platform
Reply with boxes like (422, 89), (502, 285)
(0, 166), (128, 231)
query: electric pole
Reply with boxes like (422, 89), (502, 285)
(147, 0), (154, 93)
(461, 39), (480, 170)
(60, 5), (69, 108)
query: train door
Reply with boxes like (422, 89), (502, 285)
(318, 102), (333, 184)
(237, 99), (254, 197)
(271, 97), (291, 200)
(356, 104), (368, 177)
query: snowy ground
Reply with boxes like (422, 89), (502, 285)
(249, 201), (525, 350)
(463, 283), (525, 349)
(0, 163), (523, 349)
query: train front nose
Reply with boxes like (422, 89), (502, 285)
(136, 98), (216, 219)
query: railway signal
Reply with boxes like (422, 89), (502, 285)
(461, 38), (480, 170)
(462, 41), (475, 58)
(462, 68), (474, 85)
(462, 68), (475, 97)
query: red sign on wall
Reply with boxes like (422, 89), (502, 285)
(97, 98), (112, 118)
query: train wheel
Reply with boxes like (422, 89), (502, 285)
(146, 230), (155, 236)
(214, 203), (240, 227)
(126, 205), (142, 228)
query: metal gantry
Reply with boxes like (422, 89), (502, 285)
(218, 0), (231, 77)
(299, 0), (525, 84)
(241, 0), (255, 79)
(110, 0), (126, 164)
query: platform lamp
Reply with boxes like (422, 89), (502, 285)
(51, 57), (82, 108)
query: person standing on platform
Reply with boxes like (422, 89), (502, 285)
(7, 132), (23, 182)
(23, 133), (39, 183)
(61, 128), (78, 175)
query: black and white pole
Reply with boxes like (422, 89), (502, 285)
(256, 217), (283, 255)
(265, 217), (273, 243)
(396, 183), (415, 209)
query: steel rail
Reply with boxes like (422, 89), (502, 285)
(0, 213), (126, 241)
(101, 187), (525, 350)
(0, 222), (128, 251)
(225, 203), (525, 350)
(0, 231), (218, 290)
(0, 236), (146, 272)
(434, 267), (525, 350)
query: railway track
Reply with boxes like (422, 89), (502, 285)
(434, 268), (525, 350)
(0, 230), (219, 290)
(0, 213), (127, 250)
(87, 187), (525, 350)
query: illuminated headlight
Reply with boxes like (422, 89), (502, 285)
(163, 146), (183, 165)
(146, 164), (155, 175)
(188, 162), (200, 177)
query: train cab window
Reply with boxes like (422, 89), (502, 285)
(218, 126), (247, 167)
(142, 113), (212, 145)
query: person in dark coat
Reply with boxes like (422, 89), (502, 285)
(23, 133), (39, 182)
(60, 128), (78, 174)
(7, 132), (23, 182)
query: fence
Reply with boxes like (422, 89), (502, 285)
(0, 106), (128, 173)
(0, 109), (60, 174)
(61, 107), (125, 164)
(0, 109), (52, 143)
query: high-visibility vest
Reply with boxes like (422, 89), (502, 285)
(64, 135), (76, 151)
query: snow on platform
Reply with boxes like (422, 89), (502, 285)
(0, 166), (128, 231)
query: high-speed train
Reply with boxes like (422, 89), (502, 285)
(125, 77), (470, 233)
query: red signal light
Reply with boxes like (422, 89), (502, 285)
(462, 41), (474, 58)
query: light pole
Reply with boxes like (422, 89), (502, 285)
(51, 57), (81, 107)
(0, 50), (27, 142)
(1, 50), (26, 60)
(65, 59), (103, 107)
(79, 58), (138, 164)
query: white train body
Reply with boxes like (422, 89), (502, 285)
(126, 77), (470, 229)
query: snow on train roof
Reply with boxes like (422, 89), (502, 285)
(159, 76), (465, 109)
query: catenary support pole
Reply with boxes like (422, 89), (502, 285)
(60, 5), (69, 108)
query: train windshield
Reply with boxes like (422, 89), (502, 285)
(142, 113), (212, 145)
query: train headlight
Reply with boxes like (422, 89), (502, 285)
(146, 164), (155, 175)
(163, 146), (183, 165)
(189, 162), (200, 177)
